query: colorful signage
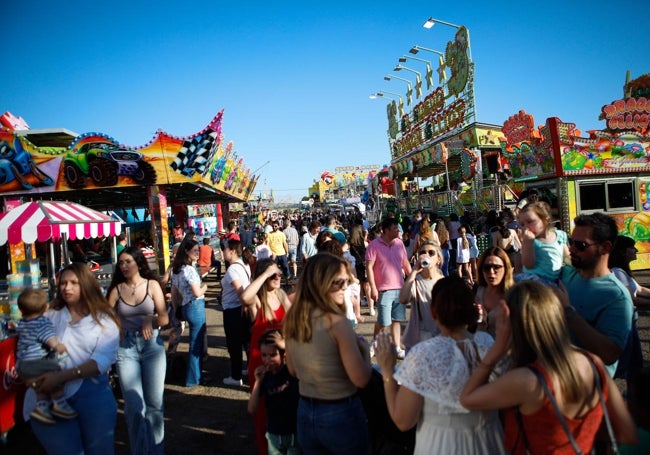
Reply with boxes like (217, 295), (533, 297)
(0, 111), (259, 201)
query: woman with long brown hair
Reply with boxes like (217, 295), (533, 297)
(461, 281), (637, 453)
(27, 262), (121, 453)
(284, 253), (372, 454)
(241, 257), (292, 455)
(474, 247), (514, 337)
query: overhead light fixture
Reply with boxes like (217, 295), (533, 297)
(409, 46), (419, 55)
(423, 17), (435, 29)
(383, 76), (391, 81)
(398, 57), (407, 63)
(394, 65), (403, 72)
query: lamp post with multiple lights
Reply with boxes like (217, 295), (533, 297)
(383, 74), (414, 106)
(394, 64), (423, 99)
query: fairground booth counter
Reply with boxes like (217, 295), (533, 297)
(371, 24), (517, 221)
(0, 110), (260, 298)
(498, 72), (650, 270)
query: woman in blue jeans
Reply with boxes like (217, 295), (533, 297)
(107, 246), (169, 454)
(284, 253), (372, 454)
(172, 239), (208, 387)
(27, 262), (121, 454)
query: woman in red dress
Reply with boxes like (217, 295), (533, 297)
(241, 258), (292, 455)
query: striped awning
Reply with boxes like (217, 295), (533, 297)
(0, 200), (123, 245)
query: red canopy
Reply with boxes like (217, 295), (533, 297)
(0, 201), (122, 245)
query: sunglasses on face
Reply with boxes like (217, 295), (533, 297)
(419, 249), (436, 256)
(568, 238), (598, 252)
(330, 278), (350, 290)
(482, 264), (504, 272)
(269, 273), (282, 280)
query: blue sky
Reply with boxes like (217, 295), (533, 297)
(4, 0), (649, 203)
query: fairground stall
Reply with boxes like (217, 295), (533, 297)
(371, 23), (516, 221)
(499, 72), (650, 270)
(0, 111), (260, 284)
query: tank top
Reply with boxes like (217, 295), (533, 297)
(117, 280), (155, 332)
(504, 356), (607, 454)
(286, 309), (357, 400)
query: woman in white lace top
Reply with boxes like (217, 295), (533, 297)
(375, 275), (506, 454)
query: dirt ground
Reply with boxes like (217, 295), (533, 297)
(5, 269), (650, 454)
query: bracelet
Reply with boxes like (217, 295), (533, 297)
(74, 367), (82, 378)
(383, 376), (394, 384)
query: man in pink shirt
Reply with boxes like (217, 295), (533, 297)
(366, 217), (412, 359)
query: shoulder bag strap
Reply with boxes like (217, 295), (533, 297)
(414, 281), (423, 322)
(528, 366), (583, 455)
(231, 261), (251, 280)
(512, 407), (530, 455)
(585, 354), (619, 454)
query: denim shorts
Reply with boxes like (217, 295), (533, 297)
(287, 247), (297, 262)
(377, 289), (406, 326)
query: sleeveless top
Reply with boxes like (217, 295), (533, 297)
(286, 308), (357, 400)
(504, 356), (608, 454)
(117, 280), (155, 332)
(248, 301), (287, 388)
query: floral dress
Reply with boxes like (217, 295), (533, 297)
(394, 332), (506, 455)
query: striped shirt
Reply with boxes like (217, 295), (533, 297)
(16, 316), (57, 361)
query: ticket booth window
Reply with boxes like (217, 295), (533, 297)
(577, 179), (636, 214)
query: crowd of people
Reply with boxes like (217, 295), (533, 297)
(11, 201), (650, 454)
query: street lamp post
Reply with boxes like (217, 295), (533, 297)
(422, 17), (472, 61)
(384, 75), (414, 106)
(399, 55), (433, 90)
(394, 64), (423, 99)
(370, 91), (405, 117)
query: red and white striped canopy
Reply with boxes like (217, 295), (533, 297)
(0, 200), (123, 245)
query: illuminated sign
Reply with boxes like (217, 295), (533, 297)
(601, 97), (650, 131)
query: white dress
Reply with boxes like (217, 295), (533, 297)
(394, 333), (506, 455)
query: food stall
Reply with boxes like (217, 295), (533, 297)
(499, 72), (650, 270)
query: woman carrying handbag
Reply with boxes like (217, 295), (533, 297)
(460, 281), (638, 454)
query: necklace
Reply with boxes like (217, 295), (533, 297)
(127, 279), (146, 296)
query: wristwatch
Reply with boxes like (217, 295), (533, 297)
(564, 305), (577, 319)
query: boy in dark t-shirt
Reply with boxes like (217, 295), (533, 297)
(248, 329), (301, 454)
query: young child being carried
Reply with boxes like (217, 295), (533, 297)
(15, 289), (78, 424)
(248, 329), (301, 455)
(517, 201), (570, 285)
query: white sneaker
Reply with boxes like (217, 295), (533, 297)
(396, 347), (406, 360)
(222, 376), (243, 387)
(369, 340), (376, 358)
(369, 308), (376, 317)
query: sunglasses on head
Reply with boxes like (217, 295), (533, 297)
(568, 238), (598, 252)
(419, 249), (436, 256)
(330, 278), (350, 290)
(482, 264), (504, 272)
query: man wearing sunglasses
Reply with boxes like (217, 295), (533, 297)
(560, 212), (633, 377)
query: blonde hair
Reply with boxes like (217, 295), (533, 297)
(283, 253), (349, 343)
(506, 281), (585, 403)
(519, 201), (553, 233)
(458, 226), (469, 250)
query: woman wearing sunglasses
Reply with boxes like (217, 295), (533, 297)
(401, 241), (444, 352)
(284, 252), (372, 454)
(241, 258), (292, 455)
(474, 247), (515, 337)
